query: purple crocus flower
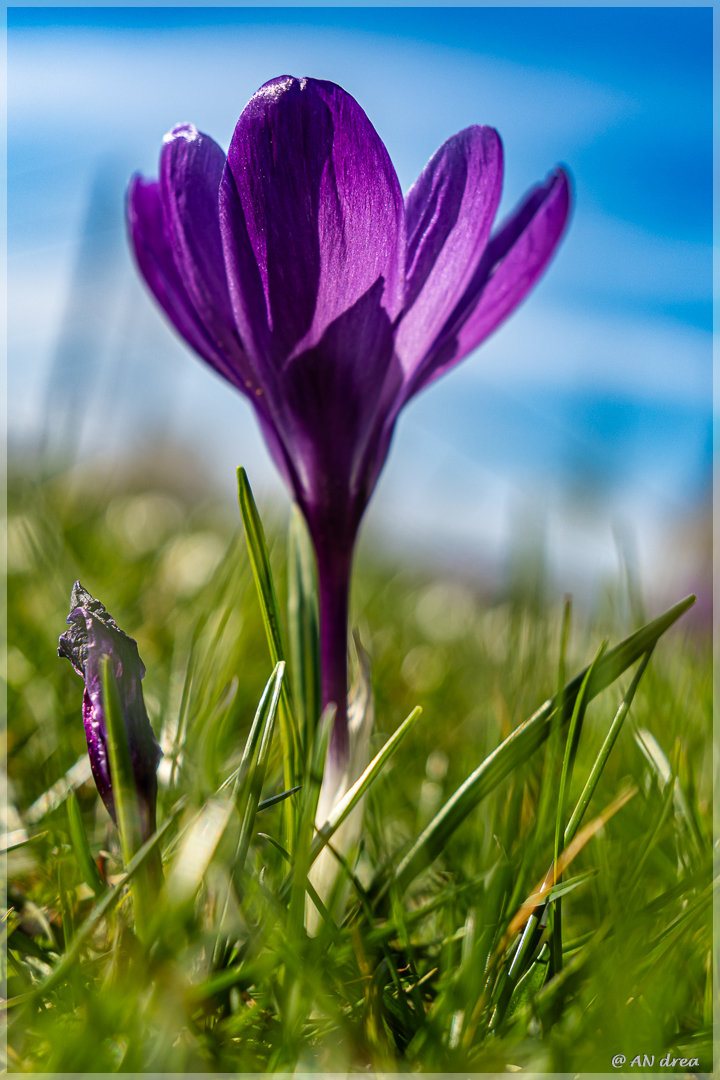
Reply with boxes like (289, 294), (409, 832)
(58, 582), (161, 840)
(127, 75), (570, 767)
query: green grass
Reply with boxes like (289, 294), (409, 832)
(5, 456), (713, 1074)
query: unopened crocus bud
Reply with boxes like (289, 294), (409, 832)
(58, 582), (161, 841)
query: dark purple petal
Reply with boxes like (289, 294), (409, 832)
(82, 687), (113, 819)
(396, 126), (503, 370)
(273, 278), (399, 542)
(219, 76), (405, 368)
(59, 583), (160, 838)
(455, 169), (570, 350)
(129, 156), (300, 497)
(404, 168), (571, 398)
(129, 163), (261, 399)
(271, 285), (402, 751)
(157, 125), (266, 395)
(159, 126), (227, 314)
(128, 173), (237, 383)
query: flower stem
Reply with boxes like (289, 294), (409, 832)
(315, 541), (353, 766)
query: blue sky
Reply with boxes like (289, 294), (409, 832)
(7, 7), (713, 598)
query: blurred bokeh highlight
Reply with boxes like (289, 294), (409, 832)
(8, 7), (712, 610)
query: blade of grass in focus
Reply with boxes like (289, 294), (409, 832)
(309, 704), (423, 867)
(491, 650), (654, 1028)
(549, 642), (606, 975)
(564, 649), (653, 845)
(384, 594), (695, 899)
(492, 786), (637, 1028)
(232, 661), (285, 880)
(280, 704), (423, 907)
(237, 468), (299, 822)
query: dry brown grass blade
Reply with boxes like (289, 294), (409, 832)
(499, 785), (637, 953)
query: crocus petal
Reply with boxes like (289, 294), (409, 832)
(396, 126), (503, 371)
(454, 169), (570, 353)
(272, 277), (399, 541)
(220, 76), (405, 368)
(128, 173), (243, 389)
(129, 162), (295, 489)
(158, 125), (265, 395)
(404, 168), (571, 399)
(82, 687), (113, 819)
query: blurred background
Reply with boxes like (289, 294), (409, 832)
(8, 6), (713, 612)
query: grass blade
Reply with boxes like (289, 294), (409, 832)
(66, 790), (104, 897)
(10, 805), (182, 1005)
(533, 597), (573, 859)
(237, 467), (299, 800)
(218, 662), (286, 799)
(309, 705), (423, 866)
(237, 467), (287, 669)
(233, 660), (285, 878)
(288, 703), (334, 930)
(212, 663), (285, 962)
(553, 643), (606, 870)
(257, 786), (302, 813)
(101, 655), (142, 862)
(564, 649), (653, 846)
(549, 643), (606, 974)
(388, 594), (694, 898)
(504, 786), (637, 950)
(491, 787), (636, 1027)
(25, 756), (92, 824)
(634, 724), (704, 863)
